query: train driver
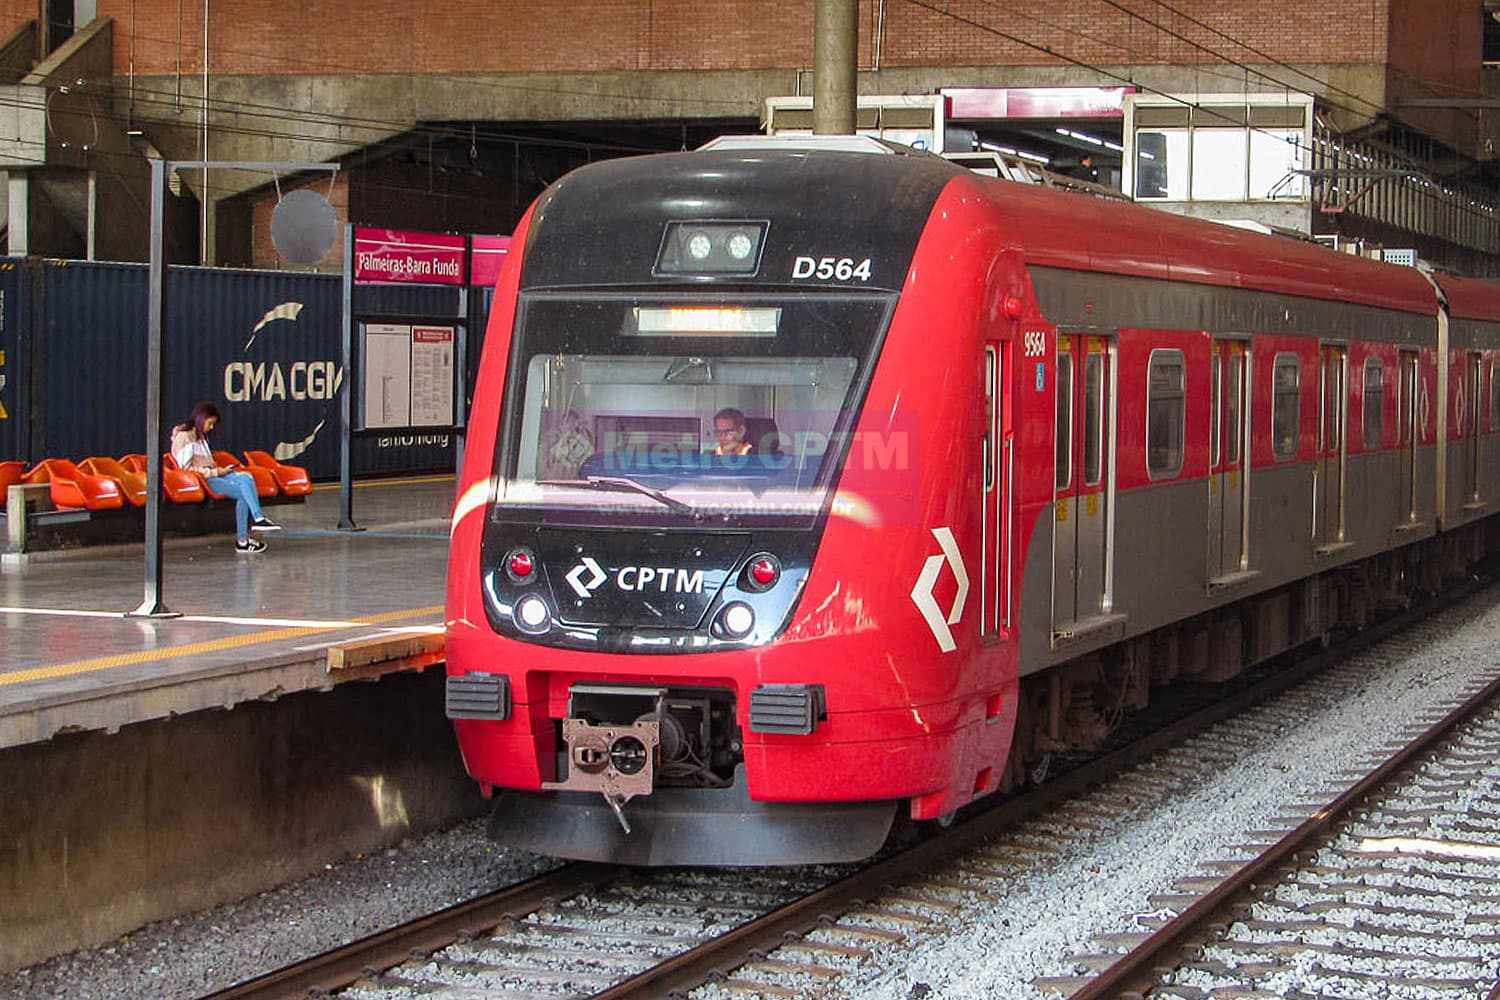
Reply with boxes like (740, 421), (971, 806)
(711, 407), (755, 456)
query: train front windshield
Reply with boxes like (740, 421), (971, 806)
(496, 294), (893, 525)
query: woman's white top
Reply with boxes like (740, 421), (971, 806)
(171, 429), (214, 472)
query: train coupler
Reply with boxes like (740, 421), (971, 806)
(543, 717), (660, 834)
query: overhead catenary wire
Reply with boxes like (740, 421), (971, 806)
(901, 0), (1498, 225)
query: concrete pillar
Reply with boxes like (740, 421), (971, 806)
(6, 171), (27, 256)
(199, 190), (218, 266)
(813, 0), (858, 135)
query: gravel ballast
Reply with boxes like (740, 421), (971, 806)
(0, 819), (557, 1000)
(812, 589), (1500, 1000)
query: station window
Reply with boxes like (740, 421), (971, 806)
(1133, 103), (1307, 202)
(1055, 352), (1073, 491)
(1363, 358), (1384, 449)
(1146, 349), (1185, 480)
(1273, 353), (1301, 460)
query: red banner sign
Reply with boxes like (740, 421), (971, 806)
(470, 235), (512, 288)
(353, 228), (467, 285)
(944, 86), (1135, 120)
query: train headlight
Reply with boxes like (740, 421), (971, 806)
(726, 232), (755, 260)
(655, 220), (768, 276)
(515, 594), (551, 633)
(718, 601), (755, 639)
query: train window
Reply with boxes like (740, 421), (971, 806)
(1363, 358), (1384, 450)
(1055, 353), (1073, 491)
(1398, 352), (1417, 447)
(1146, 349), (1185, 480)
(1083, 353), (1103, 487)
(1227, 352), (1243, 464)
(1210, 355), (1221, 468)
(1272, 353), (1300, 461)
(1491, 359), (1500, 431)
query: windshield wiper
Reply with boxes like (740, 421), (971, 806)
(539, 475), (696, 514)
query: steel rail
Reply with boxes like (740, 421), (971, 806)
(199, 578), (1489, 1000)
(590, 578), (1494, 999)
(199, 862), (620, 1000)
(1071, 618), (1500, 998)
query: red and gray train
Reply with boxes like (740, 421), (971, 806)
(444, 135), (1500, 866)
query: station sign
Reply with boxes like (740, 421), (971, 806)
(470, 235), (512, 288)
(943, 86), (1136, 120)
(353, 227), (467, 285)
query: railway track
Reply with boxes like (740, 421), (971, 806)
(1040, 662), (1500, 1000)
(200, 578), (1500, 1000)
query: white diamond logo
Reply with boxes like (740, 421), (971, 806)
(910, 527), (969, 653)
(565, 556), (607, 599)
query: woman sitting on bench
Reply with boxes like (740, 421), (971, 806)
(171, 401), (280, 554)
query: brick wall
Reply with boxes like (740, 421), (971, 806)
(247, 171), (348, 270)
(80, 0), (1398, 80)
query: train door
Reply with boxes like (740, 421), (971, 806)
(1464, 351), (1482, 503)
(1052, 335), (1112, 637)
(1207, 340), (1249, 581)
(1397, 350), (1419, 523)
(1315, 344), (1348, 549)
(980, 343), (1004, 636)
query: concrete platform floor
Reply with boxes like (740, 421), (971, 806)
(0, 475), (457, 749)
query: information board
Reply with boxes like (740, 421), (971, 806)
(359, 322), (457, 430)
(362, 323), (413, 429)
(410, 325), (456, 427)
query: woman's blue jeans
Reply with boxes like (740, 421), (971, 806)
(207, 471), (265, 540)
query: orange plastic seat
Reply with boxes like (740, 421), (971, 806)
(0, 461), (24, 510)
(79, 456), (149, 507)
(26, 458), (125, 511)
(213, 450), (278, 498)
(150, 454), (208, 503)
(120, 453), (146, 474)
(163, 453), (228, 501)
(243, 450), (312, 497)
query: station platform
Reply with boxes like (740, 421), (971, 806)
(0, 476), (456, 751)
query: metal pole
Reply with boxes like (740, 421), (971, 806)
(338, 222), (360, 531)
(130, 158), (179, 618)
(813, 0), (858, 135)
(455, 239), (469, 486)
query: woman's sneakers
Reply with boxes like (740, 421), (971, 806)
(236, 537), (267, 554)
(250, 517), (281, 533)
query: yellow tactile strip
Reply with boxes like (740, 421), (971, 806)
(0, 605), (444, 688)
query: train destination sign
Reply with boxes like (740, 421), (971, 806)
(353, 227), (467, 285)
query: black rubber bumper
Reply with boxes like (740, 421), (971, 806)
(487, 769), (898, 867)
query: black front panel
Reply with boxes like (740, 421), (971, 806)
(539, 529), (748, 629)
(481, 519), (819, 654)
(519, 148), (960, 292)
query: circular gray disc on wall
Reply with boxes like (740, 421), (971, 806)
(271, 188), (338, 264)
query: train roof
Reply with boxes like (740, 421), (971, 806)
(1434, 273), (1500, 323)
(961, 170), (1440, 318)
